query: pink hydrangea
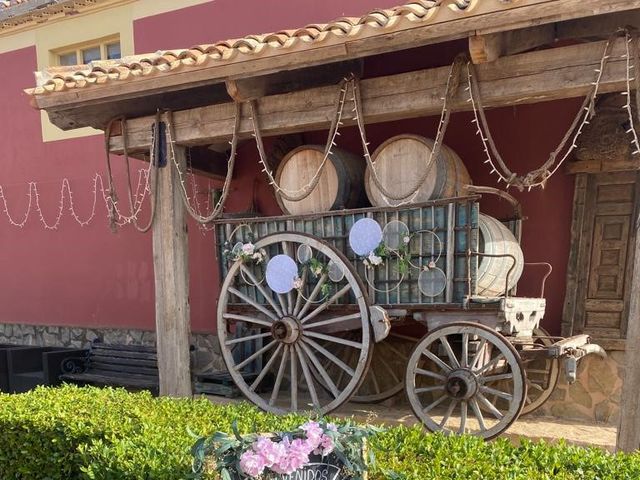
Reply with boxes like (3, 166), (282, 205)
(301, 421), (323, 440)
(326, 423), (338, 432)
(239, 450), (266, 478)
(314, 434), (335, 456)
(253, 436), (286, 468)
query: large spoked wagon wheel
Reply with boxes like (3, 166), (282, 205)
(217, 232), (373, 415)
(315, 330), (422, 403)
(520, 327), (560, 415)
(405, 322), (526, 440)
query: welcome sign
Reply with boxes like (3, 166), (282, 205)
(275, 461), (342, 480)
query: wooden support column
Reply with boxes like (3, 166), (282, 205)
(152, 142), (192, 397)
(617, 212), (640, 452)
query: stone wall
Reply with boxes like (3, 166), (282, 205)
(531, 351), (624, 425)
(0, 322), (625, 425)
(0, 323), (225, 375)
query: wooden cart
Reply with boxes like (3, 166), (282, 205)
(214, 193), (604, 439)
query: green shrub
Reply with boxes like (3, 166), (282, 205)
(0, 385), (638, 479)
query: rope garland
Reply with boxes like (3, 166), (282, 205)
(466, 32), (624, 191)
(249, 78), (349, 202)
(352, 55), (465, 204)
(166, 103), (241, 224)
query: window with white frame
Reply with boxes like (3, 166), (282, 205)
(53, 36), (121, 66)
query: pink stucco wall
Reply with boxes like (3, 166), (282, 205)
(0, 1), (576, 336)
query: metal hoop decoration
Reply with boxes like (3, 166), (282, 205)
(407, 229), (443, 270)
(265, 254), (299, 294)
(382, 220), (410, 250)
(349, 218), (383, 256)
(363, 266), (405, 294)
(418, 267), (447, 297)
(296, 244), (313, 263)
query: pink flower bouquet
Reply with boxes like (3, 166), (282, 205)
(192, 419), (379, 480)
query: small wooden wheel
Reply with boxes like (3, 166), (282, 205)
(405, 322), (526, 440)
(520, 327), (560, 415)
(217, 232), (373, 415)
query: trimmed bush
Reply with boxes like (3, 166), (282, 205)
(0, 385), (637, 479)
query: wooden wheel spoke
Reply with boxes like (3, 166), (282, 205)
(470, 339), (488, 370)
(295, 345), (320, 408)
(269, 345), (290, 406)
(440, 399), (458, 428)
(482, 373), (513, 383)
(304, 330), (362, 349)
(416, 368), (446, 381)
(250, 344), (284, 391)
(459, 401), (468, 434)
(280, 242), (296, 315)
(277, 293), (288, 317)
(299, 342), (340, 399)
(293, 266), (308, 317)
(461, 333), (469, 368)
(423, 393), (448, 414)
(370, 367), (382, 395)
(304, 313), (361, 330)
(290, 347), (298, 411)
(528, 382), (545, 392)
(476, 391), (504, 420)
(475, 352), (505, 376)
(229, 287), (278, 321)
(440, 336), (460, 369)
(239, 266), (283, 318)
(469, 398), (487, 431)
(297, 273), (328, 319)
(301, 338), (355, 377)
(235, 340), (277, 371)
(415, 385), (445, 394)
(422, 349), (453, 373)
(300, 284), (352, 324)
(480, 385), (513, 401)
(225, 332), (271, 346)
(223, 313), (272, 327)
(379, 356), (401, 383)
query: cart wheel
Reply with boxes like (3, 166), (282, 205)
(405, 322), (526, 440)
(217, 232), (372, 415)
(520, 327), (560, 416)
(315, 330), (422, 403)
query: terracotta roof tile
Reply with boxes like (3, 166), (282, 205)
(28, 0), (480, 96)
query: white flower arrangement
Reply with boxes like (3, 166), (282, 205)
(223, 241), (266, 264)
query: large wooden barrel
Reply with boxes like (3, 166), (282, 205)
(365, 134), (471, 207)
(275, 145), (365, 215)
(477, 214), (525, 297)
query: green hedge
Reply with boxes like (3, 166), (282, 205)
(0, 385), (638, 479)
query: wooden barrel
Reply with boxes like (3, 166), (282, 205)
(275, 145), (365, 215)
(477, 214), (525, 297)
(365, 134), (471, 207)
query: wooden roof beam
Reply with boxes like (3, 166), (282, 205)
(108, 39), (628, 154)
(469, 25), (555, 64)
(470, 10), (640, 64)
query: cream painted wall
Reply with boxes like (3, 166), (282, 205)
(0, 0), (212, 142)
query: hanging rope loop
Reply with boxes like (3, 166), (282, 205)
(165, 101), (242, 224)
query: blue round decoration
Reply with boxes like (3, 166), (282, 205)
(349, 218), (383, 256)
(265, 254), (298, 294)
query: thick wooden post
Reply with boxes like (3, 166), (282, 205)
(617, 212), (640, 451)
(152, 142), (192, 397)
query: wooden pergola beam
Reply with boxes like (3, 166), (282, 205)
(109, 39), (627, 154)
